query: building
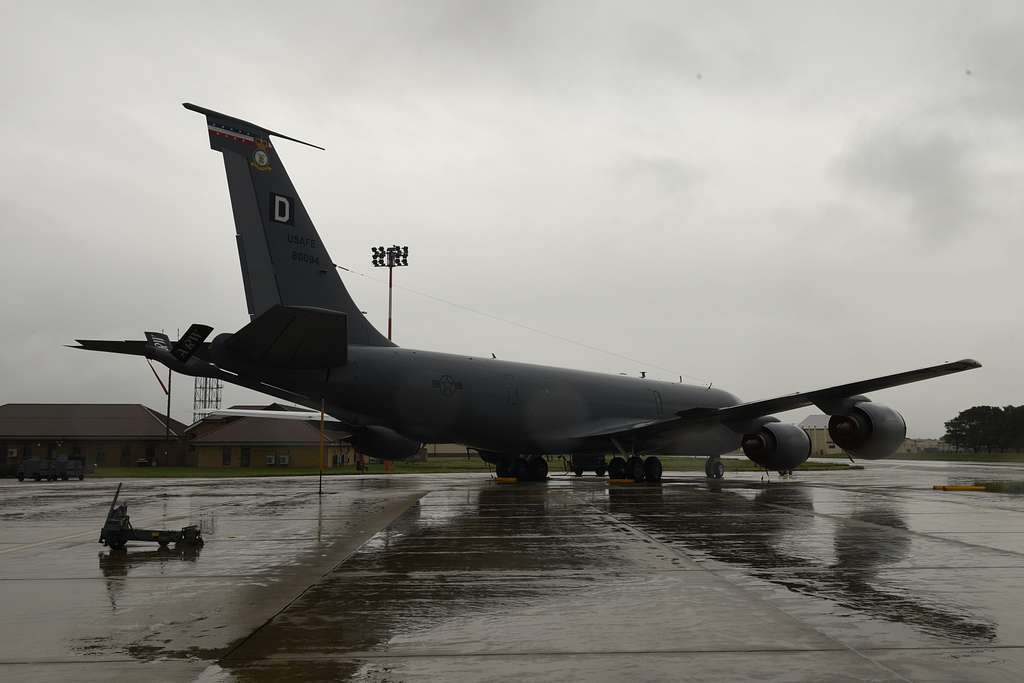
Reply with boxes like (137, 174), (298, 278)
(0, 403), (187, 467)
(186, 404), (352, 468)
(799, 414), (843, 457)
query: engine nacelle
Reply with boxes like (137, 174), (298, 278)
(741, 422), (811, 472)
(350, 425), (422, 460)
(828, 402), (906, 460)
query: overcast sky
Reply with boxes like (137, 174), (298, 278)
(2, 1), (1021, 437)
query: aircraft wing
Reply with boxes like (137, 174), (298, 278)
(200, 408), (342, 423)
(573, 358), (981, 441)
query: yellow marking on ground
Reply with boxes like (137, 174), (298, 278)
(608, 479), (638, 485)
(494, 477), (519, 484)
(933, 485), (987, 491)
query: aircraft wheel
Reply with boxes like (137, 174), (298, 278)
(705, 458), (725, 479)
(17, 473), (24, 482)
(574, 467), (584, 477)
(495, 459), (515, 478)
(528, 457), (548, 481)
(626, 456), (646, 482)
(608, 457), (627, 479)
(643, 456), (663, 482)
(514, 457), (530, 481)
(595, 465), (606, 477)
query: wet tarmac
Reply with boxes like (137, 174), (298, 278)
(3, 460), (1024, 681)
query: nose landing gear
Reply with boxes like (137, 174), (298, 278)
(705, 456), (725, 479)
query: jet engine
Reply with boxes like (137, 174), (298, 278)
(741, 422), (811, 472)
(828, 402), (906, 460)
(350, 425), (422, 460)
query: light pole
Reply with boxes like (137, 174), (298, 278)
(371, 245), (409, 340)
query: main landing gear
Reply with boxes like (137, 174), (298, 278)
(608, 455), (663, 483)
(496, 456), (548, 482)
(705, 456), (725, 479)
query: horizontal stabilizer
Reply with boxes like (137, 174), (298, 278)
(72, 340), (149, 356)
(227, 305), (348, 369)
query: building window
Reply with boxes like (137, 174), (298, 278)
(265, 454), (276, 466)
(277, 454), (290, 466)
(222, 447), (232, 466)
(241, 448), (251, 467)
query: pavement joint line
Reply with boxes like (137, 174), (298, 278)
(755, 496), (1024, 561)
(218, 490), (428, 665)
(567, 487), (913, 682)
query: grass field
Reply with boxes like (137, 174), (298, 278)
(85, 455), (852, 478)
(822, 451), (1024, 464)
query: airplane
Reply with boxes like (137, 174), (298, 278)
(73, 103), (981, 482)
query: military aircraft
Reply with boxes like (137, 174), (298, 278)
(74, 104), (981, 482)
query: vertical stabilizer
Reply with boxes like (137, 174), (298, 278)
(183, 103), (392, 347)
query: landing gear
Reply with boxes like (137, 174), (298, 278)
(626, 456), (645, 482)
(595, 464), (606, 477)
(643, 456), (663, 482)
(495, 459), (516, 478)
(526, 456), (548, 482)
(608, 456), (627, 479)
(705, 456), (725, 479)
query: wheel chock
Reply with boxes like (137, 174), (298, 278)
(494, 477), (519, 484)
(932, 485), (986, 492)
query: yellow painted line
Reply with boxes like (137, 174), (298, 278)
(608, 479), (638, 485)
(494, 477), (519, 484)
(933, 485), (987, 492)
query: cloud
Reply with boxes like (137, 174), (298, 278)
(839, 125), (976, 239)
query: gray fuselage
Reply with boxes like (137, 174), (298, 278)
(253, 346), (744, 457)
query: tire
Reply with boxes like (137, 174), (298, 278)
(626, 456), (646, 482)
(514, 457), (530, 482)
(643, 456), (663, 482)
(495, 460), (514, 478)
(574, 467), (584, 477)
(78, 474), (84, 481)
(34, 475), (41, 482)
(17, 473), (24, 482)
(608, 456), (627, 479)
(595, 466), (606, 477)
(706, 459), (725, 479)
(527, 457), (548, 482)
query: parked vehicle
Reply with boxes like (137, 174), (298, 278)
(17, 457), (85, 482)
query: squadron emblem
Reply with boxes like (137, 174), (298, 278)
(250, 142), (272, 172)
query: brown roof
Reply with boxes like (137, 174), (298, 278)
(0, 404), (186, 439)
(189, 416), (347, 446)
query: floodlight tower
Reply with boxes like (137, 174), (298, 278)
(371, 245), (409, 340)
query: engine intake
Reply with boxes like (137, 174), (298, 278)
(741, 422), (811, 473)
(828, 402), (906, 460)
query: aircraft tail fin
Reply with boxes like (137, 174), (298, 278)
(183, 103), (392, 347)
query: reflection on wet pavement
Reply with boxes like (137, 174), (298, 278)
(3, 462), (1024, 680)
